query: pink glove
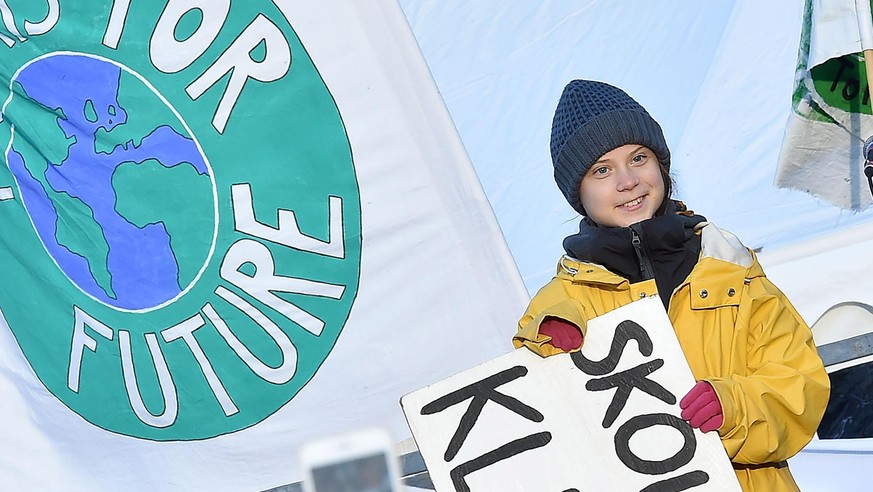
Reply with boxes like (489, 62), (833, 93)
(539, 317), (583, 351)
(679, 381), (723, 433)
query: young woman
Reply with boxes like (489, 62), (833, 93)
(513, 79), (829, 491)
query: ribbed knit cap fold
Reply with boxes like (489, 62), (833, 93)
(550, 80), (670, 214)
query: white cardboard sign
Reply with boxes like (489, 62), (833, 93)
(401, 297), (741, 492)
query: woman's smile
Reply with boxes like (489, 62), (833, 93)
(619, 196), (645, 209)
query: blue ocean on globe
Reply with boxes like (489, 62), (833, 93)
(5, 53), (213, 311)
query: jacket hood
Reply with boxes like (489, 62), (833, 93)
(559, 223), (764, 282)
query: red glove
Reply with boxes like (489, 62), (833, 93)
(539, 317), (583, 351)
(680, 381), (723, 433)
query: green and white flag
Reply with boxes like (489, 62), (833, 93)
(777, 0), (873, 210)
(0, 1), (527, 489)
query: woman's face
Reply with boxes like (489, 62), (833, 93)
(579, 144), (665, 228)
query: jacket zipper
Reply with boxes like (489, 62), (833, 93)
(630, 226), (655, 281)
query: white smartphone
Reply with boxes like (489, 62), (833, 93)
(300, 427), (403, 492)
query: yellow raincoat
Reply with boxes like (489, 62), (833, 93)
(514, 224), (830, 491)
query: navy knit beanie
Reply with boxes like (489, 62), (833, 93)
(550, 80), (670, 215)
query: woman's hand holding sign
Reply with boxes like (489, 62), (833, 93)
(540, 317), (583, 351)
(680, 381), (724, 433)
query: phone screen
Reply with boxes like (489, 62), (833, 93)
(310, 451), (397, 492)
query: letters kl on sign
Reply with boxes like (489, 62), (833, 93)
(401, 297), (741, 492)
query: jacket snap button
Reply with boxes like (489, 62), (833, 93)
(699, 289), (709, 299)
(639, 292), (646, 298)
(586, 269), (593, 274)
(727, 288), (736, 297)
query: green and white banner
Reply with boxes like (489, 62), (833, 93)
(776, 0), (873, 210)
(0, 1), (527, 489)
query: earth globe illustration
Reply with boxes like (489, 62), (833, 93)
(3, 53), (216, 311)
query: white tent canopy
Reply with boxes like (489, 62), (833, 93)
(399, 1), (873, 324)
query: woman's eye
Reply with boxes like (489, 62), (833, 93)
(593, 166), (608, 175)
(632, 153), (647, 163)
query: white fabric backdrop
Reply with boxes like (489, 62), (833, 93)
(399, 1), (873, 306)
(0, 1), (528, 489)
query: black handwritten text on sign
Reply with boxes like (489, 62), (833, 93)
(401, 297), (741, 492)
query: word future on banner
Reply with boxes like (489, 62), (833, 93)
(401, 297), (741, 492)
